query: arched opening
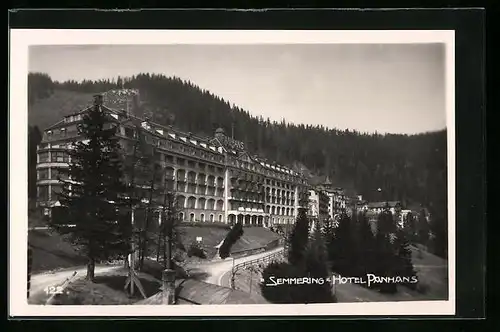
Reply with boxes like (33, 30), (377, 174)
(179, 212), (184, 221)
(207, 198), (215, 210)
(209, 214), (215, 222)
(190, 213), (195, 222)
(197, 197), (206, 209)
(266, 205), (270, 213)
(187, 196), (196, 209)
(177, 195), (186, 209)
(218, 214), (223, 223)
(216, 199), (224, 211)
(228, 214), (235, 224)
(271, 206), (276, 215)
(200, 213), (205, 222)
(277, 207), (281, 215)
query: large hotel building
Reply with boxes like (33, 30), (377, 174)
(36, 90), (310, 228)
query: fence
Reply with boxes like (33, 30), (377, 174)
(230, 248), (285, 290)
(235, 248), (285, 271)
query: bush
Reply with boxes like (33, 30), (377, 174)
(187, 242), (207, 259)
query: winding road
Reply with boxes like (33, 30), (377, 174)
(28, 246), (284, 303)
(202, 246), (284, 287)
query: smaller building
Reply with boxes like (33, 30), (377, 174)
(367, 201), (402, 216)
(307, 188), (330, 230)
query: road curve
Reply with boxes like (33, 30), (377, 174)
(28, 265), (121, 303)
(201, 246), (284, 287)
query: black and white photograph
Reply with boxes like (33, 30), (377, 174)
(10, 29), (455, 316)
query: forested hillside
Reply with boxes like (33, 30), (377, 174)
(28, 72), (448, 258)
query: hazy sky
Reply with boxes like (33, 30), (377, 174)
(29, 44), (446, 134)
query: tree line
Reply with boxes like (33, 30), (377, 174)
(261, 205), (432, 303)
(28, 72), (448, 259)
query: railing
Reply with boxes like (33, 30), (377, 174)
(230, 247), (285, 290)
(234, 248), (285, 271)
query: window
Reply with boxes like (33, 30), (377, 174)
(209, 214), (214, 222)
(200, 214), (205, 222)
(218, 215), (223, 223)
(38, 169), (49, 180)
(38, 186), (49, 201)
(39, 152), (49, 162)
(51, 151), (68, 163)
(190, 213), (195, 222)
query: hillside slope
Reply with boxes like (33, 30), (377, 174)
(29, 89), (95, 130)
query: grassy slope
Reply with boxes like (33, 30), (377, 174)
(28, 229), (87, 273)
(29, 90), (95, 129)
(29, 225), (282, 273)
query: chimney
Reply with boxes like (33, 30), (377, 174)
(161, 269), (176, 305)
(93, 94), (103, 106)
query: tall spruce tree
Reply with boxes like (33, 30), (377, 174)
(52, 97), (130, 281)
(330, 211), (355, 275)
(287, 207), (310, 265)
(377, 206), (396, 236)
(372, 232), (398, 293)
(354, 212), (376, 278)
(301, 221), (335, 303)
(219, 221), (244, 259)
(394, 229), (418, 290)
(403, 212), (417, 243)
(321, 217), (336, 261)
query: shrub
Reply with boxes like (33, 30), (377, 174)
(187, 242), (207, 259)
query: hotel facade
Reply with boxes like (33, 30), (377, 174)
(35, 90), (309, 228)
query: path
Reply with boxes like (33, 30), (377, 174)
(28, 265), (120, 303)
(200, 246), (284, 286)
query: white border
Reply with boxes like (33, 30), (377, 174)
(9, 29), (455, 317)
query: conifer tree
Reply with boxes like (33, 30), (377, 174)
(321, 217), (336, 260)
(51, 97), (129, 281)
(301, 222), (335, 303)
(377, 205), (396, 236)
(372, 232), (398, 293)
(287, 207), (310, 265)
(330, 211), (354, 275)
(417, 208), (430, 246)
(219, 221), (244, 259)
(394, 229), (418, 290)
(403, 212), (417, 242)
(354, 212), (376, 278)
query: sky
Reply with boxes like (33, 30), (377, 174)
(29, 44), (446, 134)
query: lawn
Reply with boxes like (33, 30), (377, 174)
(28, 229), (87, 273)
